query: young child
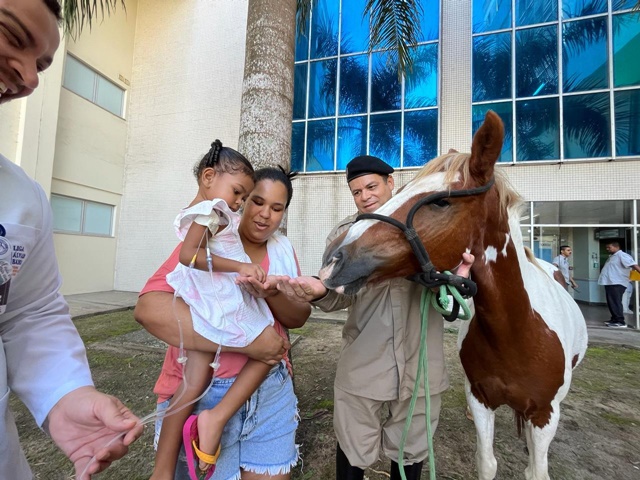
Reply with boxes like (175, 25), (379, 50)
(152, 140), (274, 480)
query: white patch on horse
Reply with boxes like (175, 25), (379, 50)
(501, 233), (510, 256)
(484, 246), (498, 264)
(340, 172), (454, 247)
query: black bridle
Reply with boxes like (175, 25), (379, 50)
(354, 177), (495, 318)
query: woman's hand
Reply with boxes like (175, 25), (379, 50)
(236, 275), (279, 298)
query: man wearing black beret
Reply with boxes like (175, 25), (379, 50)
(276, 154), (472, 480)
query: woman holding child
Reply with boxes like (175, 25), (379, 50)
(135, 143), (310, 480)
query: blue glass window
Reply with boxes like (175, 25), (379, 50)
(613, 13), (640, 88)
(562, 0), (606, 19)
(295, 14), (310, 61)
(308, 59), (337, 118)
(615, 89), (640, 156)
(472, 102), (513, 162)
(417, 0), (439, 41)
(369, 113), (401, 167)
(563, 18), (608, 93)
(291, 123), (305, 172)
(341, 0), (369, 54)
(337, 116), (367, 169)
(306, 119), (335, 171)
(405, 44), (438, 109)
(563, 93), (610, 159)
(292, 0), (440, 172)
(310, 0), (339, 59)
(516, 0), (556, 27)
(370, 52), (401, 112)
(516, 26), (557, 97)
(473, 0), (511, 33)
(403, 110), (437, 167)
(339, 54), (368, 115)
(473, 33), (511, 102)
(516, 97), (560, 160)
(293, 64), (308, 120)
(613, 0), (636, 11)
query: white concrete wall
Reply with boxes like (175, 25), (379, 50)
(115, 0), (250, 292)
(52, 1), (138, 294)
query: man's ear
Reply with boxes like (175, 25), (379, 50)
(387, 175), (395, 190)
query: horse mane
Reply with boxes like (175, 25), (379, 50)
(411, 152), (523, 219)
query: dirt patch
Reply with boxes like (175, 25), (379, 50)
(12, 312), (640, 479)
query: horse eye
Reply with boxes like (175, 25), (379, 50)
(433, 199), (450, 208)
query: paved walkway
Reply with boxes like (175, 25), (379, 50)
(65, 290), (640, 349)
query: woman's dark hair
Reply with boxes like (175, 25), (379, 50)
(253, 166), (298, 208)
(42, 0), (62, 20)
(193, 140), (254, 181)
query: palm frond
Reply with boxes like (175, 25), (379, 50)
(296, 0), (315, 39)
(365, 0), (423, 78)
(62, 0), (126, 38)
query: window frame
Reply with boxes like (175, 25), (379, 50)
(62, 53), (127, 119)
(51, 194), (115, 238)
(292, 0), (442, 173)
(471, 1), (640, 164)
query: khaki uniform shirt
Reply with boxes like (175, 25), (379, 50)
(313, 214), (449, 402)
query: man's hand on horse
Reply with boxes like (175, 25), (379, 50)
(453, 252), (475, 279)
(276, 276), (327, 303)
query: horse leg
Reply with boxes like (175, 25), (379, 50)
(465, 380), (497, 480)
(523, 401), (560, 480)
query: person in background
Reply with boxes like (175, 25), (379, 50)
(552, 245), (579, 291)
(598, 242), (640, 328)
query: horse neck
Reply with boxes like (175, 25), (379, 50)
(468, 209), (536, 328)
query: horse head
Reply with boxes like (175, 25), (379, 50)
(320, 110), (510, 294)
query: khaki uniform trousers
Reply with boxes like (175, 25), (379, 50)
(334, 385), (442, 469)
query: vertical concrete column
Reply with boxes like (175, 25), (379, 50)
(440, 0), (472, 153)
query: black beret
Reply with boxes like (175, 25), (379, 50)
(345, 155), (394, 183)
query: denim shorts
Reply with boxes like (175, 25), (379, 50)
(154, 399), (171, 450)
(168, 360), (299, 480)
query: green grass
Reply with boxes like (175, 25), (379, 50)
(314, 399), (334, 410)
(585, 346), (640, 364)
(599, 412), (639, 427)
(73, 309), (141, 344)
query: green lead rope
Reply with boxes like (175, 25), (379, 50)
(397, 273), (473, 480)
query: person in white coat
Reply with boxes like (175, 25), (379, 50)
(0, 1), (142, 478)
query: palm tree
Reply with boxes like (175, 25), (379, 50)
(62, 0), (425, 170)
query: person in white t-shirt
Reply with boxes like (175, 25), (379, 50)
(598, 242), (640, 328)
(0, 1), (142, 478)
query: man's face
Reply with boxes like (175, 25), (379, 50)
(348, 173), (394, 214)
(0, 0), (60, 104)
(606, 244), (619, 254)
(561, 247), (572, 257)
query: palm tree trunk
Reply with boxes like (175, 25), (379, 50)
(238, 0), (297, 170)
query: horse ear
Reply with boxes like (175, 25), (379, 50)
(469, 110), (504, 183)
(448, 148), (459, 154)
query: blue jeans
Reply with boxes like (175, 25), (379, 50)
(170, 361), (299, 480)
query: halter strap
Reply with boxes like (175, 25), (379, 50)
(355, 177), (495, 316)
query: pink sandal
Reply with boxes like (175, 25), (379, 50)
(182, 414), (221, 480)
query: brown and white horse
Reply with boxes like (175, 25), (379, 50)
(319, 111), (588, 480)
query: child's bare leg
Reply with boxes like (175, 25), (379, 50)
(151, 350), (214, 479)
(197, 359), (272, 470)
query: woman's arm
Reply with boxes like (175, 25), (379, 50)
(235, 276), (311, 329)
(134, 291), (287, 362)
